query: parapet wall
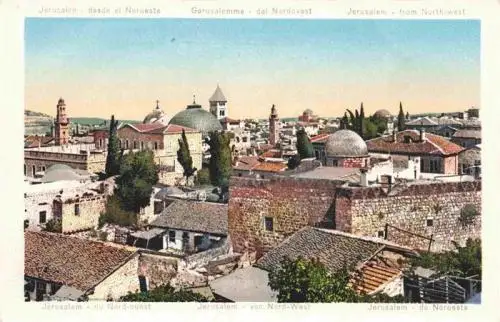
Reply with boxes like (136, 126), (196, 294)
(228, 176), (482, 258)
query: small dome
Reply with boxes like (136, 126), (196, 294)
(325, 130), (368, 158)
(144, 101), (167, 124)
(304, 109), (314, 115)
(42, 164), (82, 183)
(169, 102), (222, 137)
(373, 109), (392, 119)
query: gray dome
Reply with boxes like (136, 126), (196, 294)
(373, 109), (392, 119)
(42, 164), (82, 183)
(169, 103), (222, 137)
(325, 130), (368, 158)
(143, 108), (166, 124)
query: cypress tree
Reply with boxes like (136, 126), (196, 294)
(397, 102), (405, 131)
(105, 115), (121, 177)
(359, 103), (365, 139)
(296, 128), (314, 159)
(341, 112), (349, 130)
(207, 131), (233, 187)
(177, 129), (196, 184)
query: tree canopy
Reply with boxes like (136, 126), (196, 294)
(120, 284), (209, 302)
(296, 128), (314, 159)
(115, 150), (159, 213)
(104, 115), (122, 178)
(409, 238), (481, 278)
(177, 129), (197, 184)
(344, 104), (387, 140)
(206, 131), (233, 187)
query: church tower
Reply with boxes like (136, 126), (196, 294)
(209, 84), (228, 120)
(269, 104), (280, 147)
(54, 97), (70, 146)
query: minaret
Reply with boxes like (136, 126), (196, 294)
(54, 98), (70, 146)
(209, 84), (228, 120)
(269, 104), (280, 147)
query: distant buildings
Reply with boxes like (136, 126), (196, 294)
(366, 129), (464, 175)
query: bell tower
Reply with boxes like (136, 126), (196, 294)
(209, 84), (228, 120)
(54, 97), (70, 146)
(269, 104), (280, 147)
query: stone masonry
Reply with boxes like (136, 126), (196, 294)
(228, 176), (481, 259)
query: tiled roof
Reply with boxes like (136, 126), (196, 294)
(233, 156), (260, 171)
(260, 150), (282, 159)
(366, 130), (464, 156)
(123, 123), (198, 134)
(452, 130), (481, 139)
(256, 227), (383, 273)
(25, 231), (136, 292)
(150, 200), (228, 235)
(350, 262), (401, 295)
(310, 133), (330, 143)
(25, 136), (54, 148)
(220, 117), (240, 124)
(252, 161), (288, 173)
(405, 117), (438, 126)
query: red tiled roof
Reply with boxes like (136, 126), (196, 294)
(310, 133), (330, 143)
(366, 130), (464, 156)
(25, 231), (136, 292)
(260, 149), (282, 159)
(233, 156), (260, 171)
(153, 124), (198, 134)
(25, 136), (54, 148)
(252, 161), (288, 173)
(124, 123), (198, 134)
(351, 262), (401, 295)
(127, 123), (165, 132)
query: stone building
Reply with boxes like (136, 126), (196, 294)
(298, 109), (318, 123)
(451, 129), (481, 149)
(268, 104), (280, 147)
(115, 123), (203, 186)
(148, 200), (228, 253)
(366, 130), (464, 175)
(373, 109), (394, 134)
(24, 144), (107, 178)
(209, 85), (228, 120)
(25, 231), (139, 301)
(54, 98), (70, 146)
(228, 176), (481, 259)
(458, 145), (481, 178)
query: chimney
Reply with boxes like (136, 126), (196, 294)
(419, 128), (426, 142)
(360, 169), (368, 187)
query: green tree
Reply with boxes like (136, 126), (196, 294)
(409, 238), (481, 278)
(206, 131), (233, 187)
(115, 150), (159, 213)
(44, 218), (62, 233)
(359, 103), (365, 139)
(177, 129), (197, 185)
(287, 154), (301, 170)
(296, 129), (314, 159)
(105, 115), (121, 177)
(269, 256), (408, 303)
(120, 284), (209, 302)
(194, 167), (211, 186)
(98, 195), (138, 228)
(397, 102), (405, 131)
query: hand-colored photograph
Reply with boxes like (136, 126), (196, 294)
(24, 18), (481, 304)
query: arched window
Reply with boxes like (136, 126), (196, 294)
(32, 165), (35, 177)
(154, 142), (158, 150)
(134, 141), (138, 149)
(24, 164), (26, 176)
(126, 140), (129, 149)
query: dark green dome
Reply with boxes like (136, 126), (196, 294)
(169, 102), (222, 137)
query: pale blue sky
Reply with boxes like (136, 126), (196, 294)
(25, 19), (480, 119)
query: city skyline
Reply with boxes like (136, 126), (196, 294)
(25, 18), (480, 120)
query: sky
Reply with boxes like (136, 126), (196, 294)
(25, 19), (480, 120)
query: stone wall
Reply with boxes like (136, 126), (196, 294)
(24, 151), (88, 177)
(228, 176), (342, 257)
(184, 237), (231, 269)
(61, 194), (106, 233)
(138, 252), (179, 289)
(89, 253), (139, 301)
(229, 176), (481, 259)
(339, 181), (481, 252)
